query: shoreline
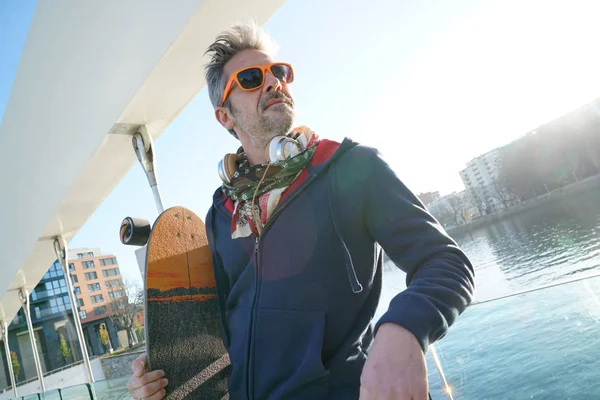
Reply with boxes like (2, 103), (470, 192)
(445, 173), (600, 237)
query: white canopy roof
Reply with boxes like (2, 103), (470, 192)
(0, 0), (285, 325)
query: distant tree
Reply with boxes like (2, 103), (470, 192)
(11, 351), (20, 380)
(498, 136), (536, 200)
(106, 280), (144, 348)
(430, 204), (454, 227)
(468, 187), (490, 216)
(134, 318), (144, 341)
(99, 324), (110, 350)
(429, 192), (472, 227)
(447, 192), (471, 225)
(488, 180), (513, 210)
(59, 333), (71, 363)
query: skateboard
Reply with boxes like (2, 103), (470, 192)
(120, 207), (230, 399)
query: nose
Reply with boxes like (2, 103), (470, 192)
(263, 70), (282, 93)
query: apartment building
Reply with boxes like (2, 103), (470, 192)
(1, 262), (80, 386)
(67, 248), (124, 356)
(0, 250), (124, 388)
(459, 147), (504, 215)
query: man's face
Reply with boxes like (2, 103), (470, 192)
(222, 49), (295, 149)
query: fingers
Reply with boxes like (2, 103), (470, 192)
(144, 388), (167, 400)
(132, 353), (147, 377)
(130, 376), (169, 400)
(126, 353), (169, 399)
(130, 369), (166, 389)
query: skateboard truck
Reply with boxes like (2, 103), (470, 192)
(119, 125), (162, 246)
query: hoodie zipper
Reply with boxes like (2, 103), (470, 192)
(245, 169), (321, 399)
(246, 235), (260, 399)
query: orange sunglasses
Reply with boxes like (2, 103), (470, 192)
(220, 62), (294, 106)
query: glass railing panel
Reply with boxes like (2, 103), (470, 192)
(429, 274), (600, 399)
(58, 383), (93, 400)
(92, 377), (130, 400)
(40, 389), (62, 400)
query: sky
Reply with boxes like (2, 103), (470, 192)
(2, 0), (600, 286)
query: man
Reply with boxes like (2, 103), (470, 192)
(127, 21), (475, 400)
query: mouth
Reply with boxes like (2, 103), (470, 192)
(264, 98), (286, 110)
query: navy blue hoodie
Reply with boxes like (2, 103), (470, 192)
(205, 137), (475, 400)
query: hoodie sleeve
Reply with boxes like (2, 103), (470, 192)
(364, 148), (475, 353)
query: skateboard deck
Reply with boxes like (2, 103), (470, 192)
(144, 206), (230, 399)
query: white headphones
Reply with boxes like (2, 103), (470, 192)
(218, 133), (309, 185)
(266, 134), (308, 163)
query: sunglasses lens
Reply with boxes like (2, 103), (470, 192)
(271, 64), (294, 83)
(237, 68), (264, 89)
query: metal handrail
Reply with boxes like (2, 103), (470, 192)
(471, 271), (600, 306)
(0, 356), (101, 394)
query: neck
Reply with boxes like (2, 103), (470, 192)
(238, 134), (267, 165)
(246, 148), (267, 166)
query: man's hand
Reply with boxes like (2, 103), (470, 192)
(126, 353), (169, 400)
(360, 323), (428, 400)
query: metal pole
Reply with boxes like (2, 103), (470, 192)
(54, 236), (95, 385)
(132, 127), (164, 214)
(18, 288), (46, 392)
(1, 321), (18, 398)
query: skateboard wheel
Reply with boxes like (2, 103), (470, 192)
(119, 217), (151, 246)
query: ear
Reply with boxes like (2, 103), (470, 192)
(215, 106), (236, 130)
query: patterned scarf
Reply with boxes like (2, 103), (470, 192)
(222, 126), (320, 239)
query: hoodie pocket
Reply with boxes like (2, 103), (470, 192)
(252, 308), (330, 400)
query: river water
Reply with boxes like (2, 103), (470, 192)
(377, 189), (600, 399)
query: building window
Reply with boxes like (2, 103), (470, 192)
(71, 274), (78, 283)
(69, 263), (75, 271)
(94, 306), (107, 316)
(87, 252), (94, 257)
(102, 268), (119, 278)
(85, 272), (98, 281)
(74, 286), (81, 295)
(100, 257), (117, 266)
(88, 283), (101, 292)
(77, 253), (84, 258)
(43, 262), (65, 279)
(34, 306), (45, 319)
(105, 279), (122, 289)
(48, 295), (72, 315)
(78, 298), (84, 307)
(12, 311), (24, 325)
(82, 261), (95, 269)
(91, 294), (104, 304)
(109, 290), (125, 299)
(79, 310), (87, 319)
(33, 279), (68, 300)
